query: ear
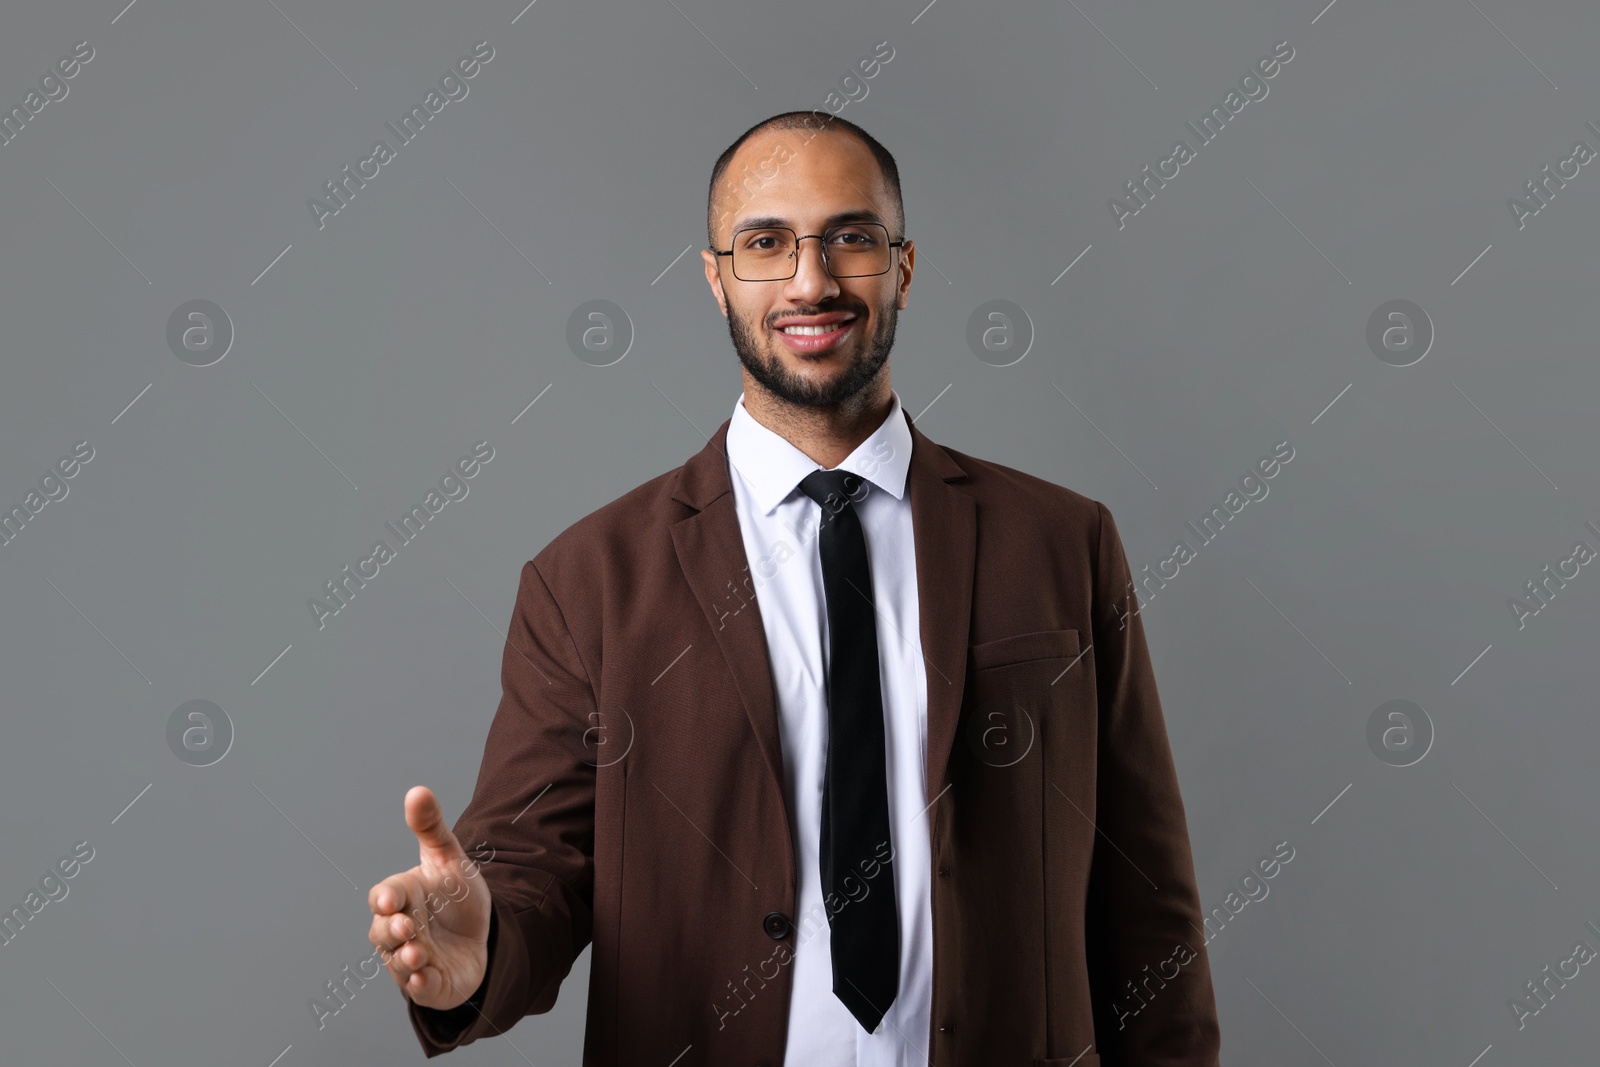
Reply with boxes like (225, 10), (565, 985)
(894, 239), (915, 311)
(701, 248), (729, 317)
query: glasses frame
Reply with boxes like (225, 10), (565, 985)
(713, 222), (907, 282)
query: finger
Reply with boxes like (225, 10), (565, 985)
(405, 785), (465, 858)
(368, 912), (407, 953)
(368, 873), (412, 916)
(398, 939), (428, 972)
(384, 945), (418, 990)
(404, 965), (433, 1001)
(371, 911), (420, 962)
(389, 912), (418, 943)
(371, 907), (427, 954)
(406, 963), (450, 1005)
(381, 936), (432, 983)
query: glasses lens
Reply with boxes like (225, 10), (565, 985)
(732, 228), (796, 281)
(824, 224), (890, 277)
(731, 224), (892, 280)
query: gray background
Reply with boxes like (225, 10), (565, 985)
(1, 0), (1595, 1063)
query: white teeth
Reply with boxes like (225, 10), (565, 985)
(781, 322), (850, 336)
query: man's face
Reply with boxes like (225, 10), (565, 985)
(702, 129), (914, 408)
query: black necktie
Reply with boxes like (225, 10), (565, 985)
(797, 467), (899, 1035)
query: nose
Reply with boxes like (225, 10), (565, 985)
(783, 235), (841, 305)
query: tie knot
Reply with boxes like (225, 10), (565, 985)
(798, 468), (867, 514)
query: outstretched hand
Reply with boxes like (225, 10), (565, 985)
(366, 786), (493, 1011)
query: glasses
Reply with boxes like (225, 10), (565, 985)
(714, 222), (905, 282)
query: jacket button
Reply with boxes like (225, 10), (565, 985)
(939, 1022), (955, 1033)
(762, 911), (792, 939)
(937, 865), (951, 877)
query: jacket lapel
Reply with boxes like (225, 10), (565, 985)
(669, 423), (789, 802)
(901, 411), (978, 807)
(667, 408), (979, 840)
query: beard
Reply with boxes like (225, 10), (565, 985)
(727, 294), (897, 409)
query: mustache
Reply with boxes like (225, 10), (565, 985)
(769, 308), (865, 327)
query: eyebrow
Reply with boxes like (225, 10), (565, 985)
(729, 209), (887, 234)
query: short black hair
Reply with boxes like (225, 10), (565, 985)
(706, 111), (904, 250)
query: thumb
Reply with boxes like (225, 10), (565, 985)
(404, 785), (464, 859)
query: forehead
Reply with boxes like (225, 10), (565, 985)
(718, 128), (891, 232)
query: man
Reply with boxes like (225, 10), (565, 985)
(367, 111), (1223, 1066)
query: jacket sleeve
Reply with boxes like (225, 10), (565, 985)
(1084, 500), (1222, 1065)
(406, 558), (598, 1057)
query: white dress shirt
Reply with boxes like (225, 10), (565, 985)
(725, 389), (934, 1067)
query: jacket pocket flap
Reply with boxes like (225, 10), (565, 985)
(970, 628), (1080, 671)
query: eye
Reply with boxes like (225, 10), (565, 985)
(831, 229), (870, 246)
(738, 229), (792, 255)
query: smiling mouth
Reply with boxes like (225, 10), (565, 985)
(774, 317), (857, 354)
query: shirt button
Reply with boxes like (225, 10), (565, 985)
(762, 911), (793, 939)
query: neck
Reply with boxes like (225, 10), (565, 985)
(740, 374), (894, 470)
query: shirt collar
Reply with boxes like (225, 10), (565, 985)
(726, 388), (913, 516)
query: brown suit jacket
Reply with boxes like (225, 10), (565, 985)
(407, 408), (1222, 1066)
